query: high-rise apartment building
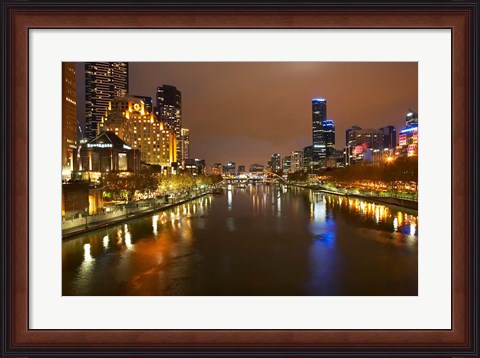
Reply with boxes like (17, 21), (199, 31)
(270, 153), (281, 173)
(290, 150), (304, 173)
(85, 62), (128, 140)
(180, 128), (190, 166)
(62, 62), (77, 178)
(282, 156), (291, 174)
(155, 85), (182, 163)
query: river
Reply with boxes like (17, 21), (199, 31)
(62, 184), (418, 296)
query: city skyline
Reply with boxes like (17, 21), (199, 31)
(76, 62), (417, 167)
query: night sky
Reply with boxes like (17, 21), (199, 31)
(77, 62), (417, 167)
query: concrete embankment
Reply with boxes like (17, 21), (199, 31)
(62, 192), (210, 240)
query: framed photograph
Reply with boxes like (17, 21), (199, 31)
(1, 0), (478, 356)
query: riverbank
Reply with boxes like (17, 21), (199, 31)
(288, 183), (418, 211)
(62, 191), (211, 240)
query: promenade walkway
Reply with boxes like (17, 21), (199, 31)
(62, 189), (210, 240)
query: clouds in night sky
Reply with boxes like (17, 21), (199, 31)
(77, 62), (417, 167)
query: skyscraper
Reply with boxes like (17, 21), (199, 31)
(62, 62), (77, 178)
(180, 128), (190, 165)
(270, 153), (281, 173)
(380, 125), (397, 150)
(312, 98), (327, 164)
(303, 145), (313, 173)
(84, 62), (128, 140)
(323, 119), (336, 156)
(406, 109), (418, 127)
(398, 109), (418, 157)
(290, 150), (304, 173)
(155, 85), (182, 163)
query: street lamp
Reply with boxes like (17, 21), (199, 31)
(84, 207), (89, 229)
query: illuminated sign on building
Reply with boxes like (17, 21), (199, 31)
(399, 134), (407, 146)
(353, 145), (364, 157)
(87, 143), (113, 148)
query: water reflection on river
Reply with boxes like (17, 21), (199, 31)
(62, 184), (417, 296)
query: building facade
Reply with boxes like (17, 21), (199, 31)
(223, 161), (236, 175)
(323, 119), (336, 156)
(133, 95), (153, 113)
(270, 153), (281, 173)
(249, 163), (264, 173)
(290, 150), (304, 173)
(76, 131), (141, 181)
(395, 110), (418, 157)
(84, 62), (129, 140)
(303, 145), (313, 173)
(380, 125), (397, 150)
(98, 96), (177, 171)
(211, 163), (223, 175)
(155, 85), (182, 163)
(62, 62), (77, 179)
(346, 126), (384, 150)
(312, 98), (327, 163)
(180, 128), (190, 166)
(282, 156), (291, 174)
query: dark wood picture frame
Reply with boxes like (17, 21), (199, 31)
(1, 0), (478, 356)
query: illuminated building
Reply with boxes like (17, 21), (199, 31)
(249, 163), (264, 173)
(282, 155), (291, 174)
(98, 96), (177, 172)
(398, 126), (418, 156)
(380, 125), (397, 150)
(180, 128), (190, 166)
(270, 153), (281, 173)
(211, 163), (223, 175)
(62, 62), (77, 179)
(76, 131), (141, 180)
(223, 161), (236, 175)
(184, 158), (206, 175)
(406, 109), (418, 127)
(303, 145), (313, 173)
(290, 150), (304, 173)
(85, 62), (128, 140)
(323, 119), (336, 156)
(397, 110), (418, 157)
(346, 126), (384, 150)
(133, 95), (153, 113)
(346, 126), (393, 164)
(155, 85), (182, 163)
(312, 98), (327, 163)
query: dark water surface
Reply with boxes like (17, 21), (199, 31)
(62, 185), (418, 296)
